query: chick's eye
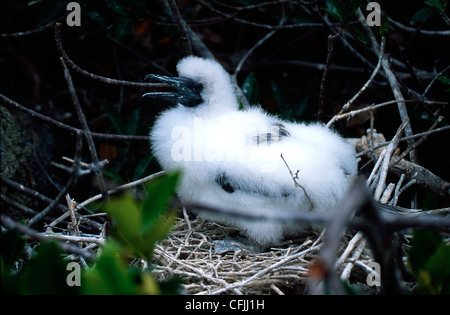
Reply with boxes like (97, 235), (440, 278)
(193, 83), (203, 94)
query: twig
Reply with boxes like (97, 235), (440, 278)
(389, 116), (444, 168)
(209, 240), (320, 295)
(327, 37), (386, 127)
(1, 215), (95, 261)
(232, 18), (284, 109)
(390, 160), (450, 200)
(421, 65), (450, 100)
(76, 171), (166, 210)
(42, 232), (105, 246)
(0, 93), (150, 141)
(0, 14), (66, 37)
(0, 194), (38, 216)
(335, 231), (365, 268)
(54, 23), (167, 88)
(280, 154), (314, 210)
(356, 125), (450, 158)
(28, 131), (83, 227)
(327, 99), (416, 128)
(59, 56), (109, 201)
(318, 27), (342, 121)
(388, 17), (450, 36)
(356, 9), (417, 163)
(66, 194), (80, 236)
(308, 177), (370, 295)
(373, 119), (409, 201)
(367, 148), (387, 188)
(1, 175), (69, 216)
(201, 1), (339, 30)
(389, 174), (405, 206)
(166, 0), (193, 56)
(340, 234), (368, 282)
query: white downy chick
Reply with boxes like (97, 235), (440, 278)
(146, 56), (357, 248)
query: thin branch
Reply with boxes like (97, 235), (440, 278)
(28, 131), (83, 227)
(0, 14), (66, 37)
(1, 175), (103, 230)
(1, 175), (69, 214)
(318, 28), (342, 121)
(389, 116), (444, 168)
(59, 56), (109, 200)
(421, 65), (450, 99)
(327, 37), (386, 127)
(308, 177), (371, 295)
(201, 1), (341, 30)
(356, 125), (450, 158)
(232, 28), (280, 109)
(76, 171), (166, 210)
(210, 240), (320, 295)
(54, 23), (167, 88)
(356, 9), (417, 163)
(1, 215), (95, 261)
(0, 194), (38, 216)
(166, 0), (193, 56)
(390, 160), (450, 200)
(0, 93), (150, 141)
(280, 154), (314, 210)
(327, 99), (416, 128)
(373, 119), (410, 201)
(388, 17), (450, 36)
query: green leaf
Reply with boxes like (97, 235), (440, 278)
(322, 0), (345, 23)
(410, 7), (433, 25)
(82, 242), (137, 294)
(270, 80), (293, 120)
(127, 107), (142, 135)
(102, 171), (179, 260)
(408, 229), (441, 276)
(102, 101), (126, 135)
(141, 171), (180, 233)
(132, 154), (153, 181)
(425, 0), (447, 11)
(380, 12), (390, 36)
(241, 72), (259, 105)
(425, 243), (450, 292)
(345, 0), (364, 23)
(1, 230), (26, 294)
(104, 193), (142, 243)
(104, 0), (129, 16)
(408, 229), (450, 294)
(293, 96), (309, 119)
(24, 242), (79, 294)
(112, 18), (132, 40)
(322, 0), (363, 25)
(439, 75), (450, 85)
(1, 229), (26, 272)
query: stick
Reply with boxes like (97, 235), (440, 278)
(167, 0), (193, 56)
(373, 119), (409, 201)
(59, 56), (109, 201)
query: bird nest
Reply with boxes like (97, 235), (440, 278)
(152, 215), (374, 295)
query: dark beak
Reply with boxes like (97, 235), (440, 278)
(143, 74), (203, 107)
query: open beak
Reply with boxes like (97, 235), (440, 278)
(143, 74), (203, 107)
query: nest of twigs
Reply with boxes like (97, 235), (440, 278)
(152, 215), (376, 295)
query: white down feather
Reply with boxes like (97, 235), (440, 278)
(150, 56), (357, 247)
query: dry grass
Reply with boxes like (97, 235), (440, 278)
(152, 215), (375, 295)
